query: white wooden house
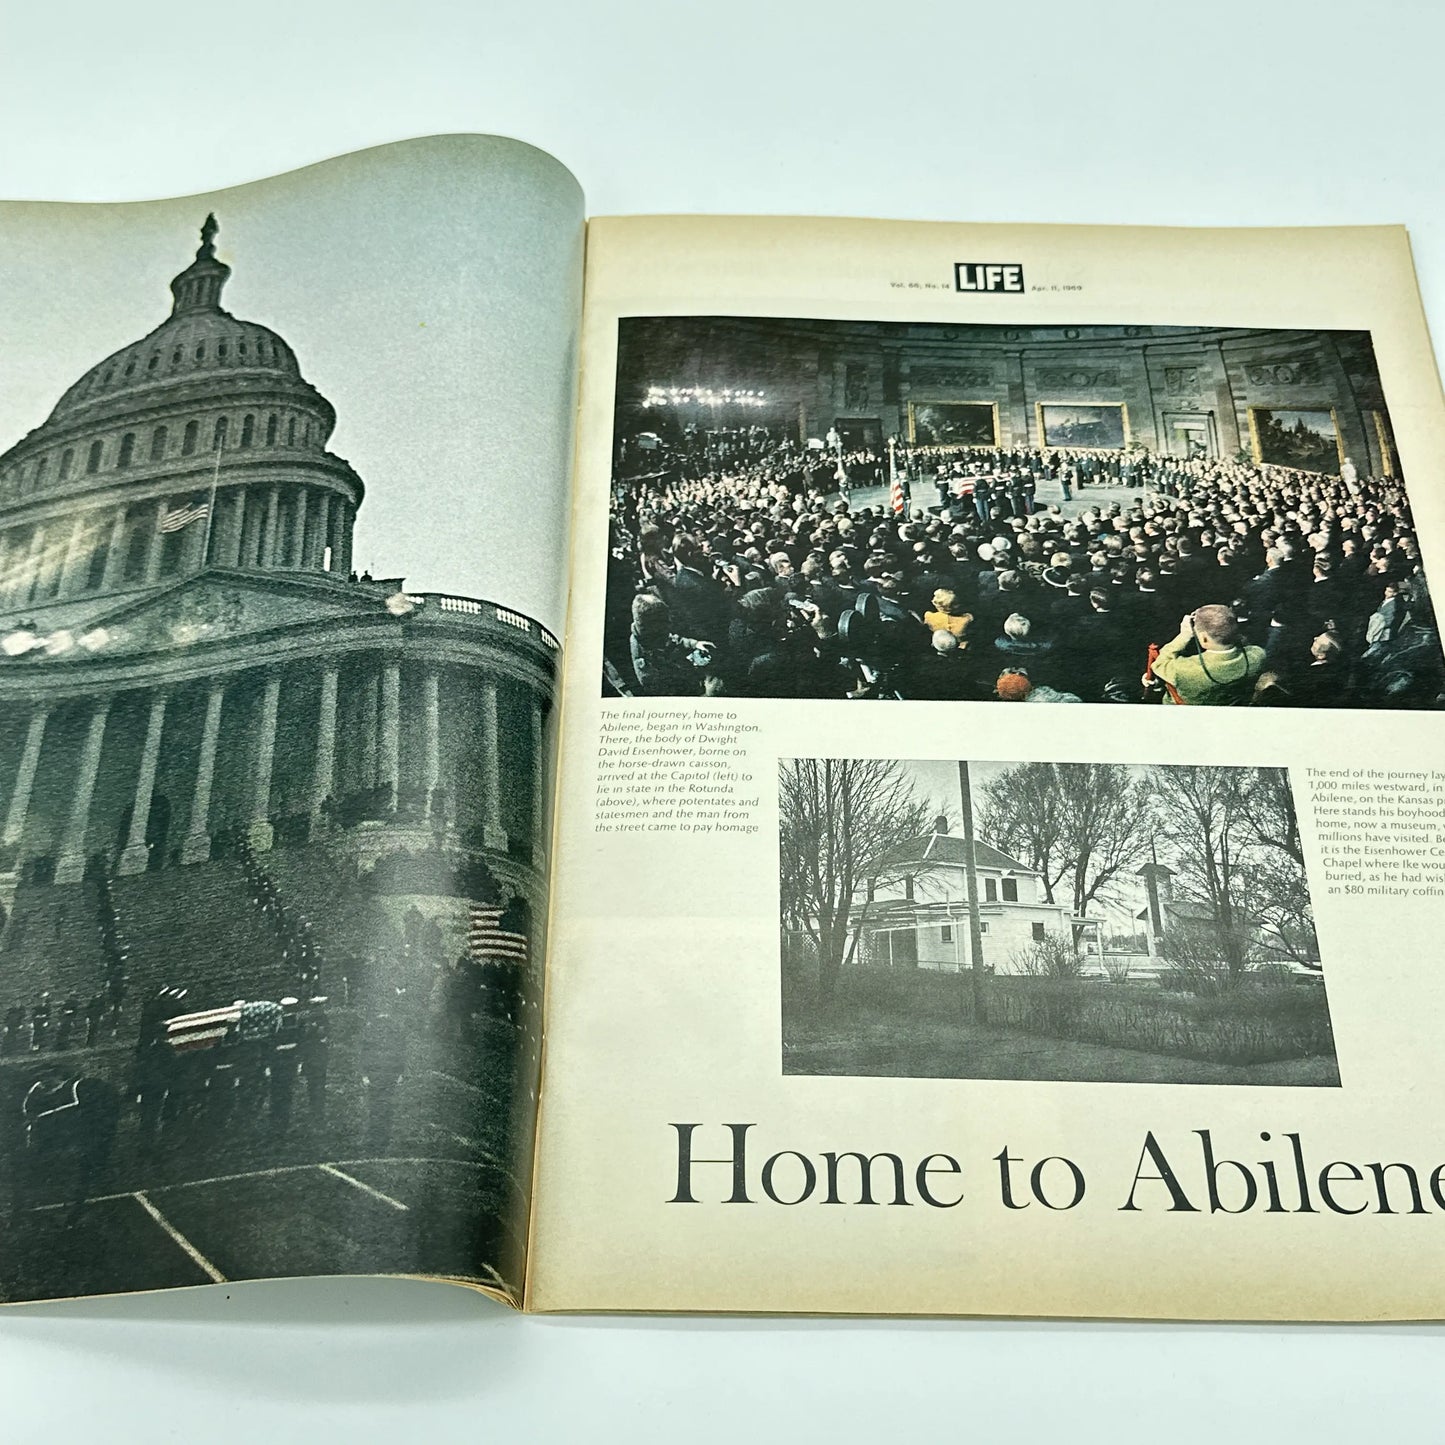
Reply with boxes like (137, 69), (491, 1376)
(850, 817), (1101, 973)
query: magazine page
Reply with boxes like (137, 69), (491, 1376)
(529, 214), (1445, 1318)
(0, 134), (581, 1306)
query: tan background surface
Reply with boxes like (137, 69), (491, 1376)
(9, 0), (1445, 1439)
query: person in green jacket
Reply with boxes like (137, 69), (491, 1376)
(1149, 604), (1266, 705)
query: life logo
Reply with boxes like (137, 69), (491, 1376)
(954, 262), (1025, 293)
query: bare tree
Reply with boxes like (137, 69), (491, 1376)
(1154, 765), (1320, 981)
(1153, 765), (1255, 982)
(778, 759), (933, 1000)
(1237, 768), (1320, 968)
(978, 762), (1067, 904)
(979, 762), (1154, 919)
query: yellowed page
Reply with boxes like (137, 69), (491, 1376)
(530, 215), (1445, 1319)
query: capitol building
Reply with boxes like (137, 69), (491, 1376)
(0, 219), (556, 992)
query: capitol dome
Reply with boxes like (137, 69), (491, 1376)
(0, 216), (362, 605)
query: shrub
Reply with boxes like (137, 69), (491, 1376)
(1010, 932), (1085, 980)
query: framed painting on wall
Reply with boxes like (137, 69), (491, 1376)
(1036, 402), (1129, 450)
(906, 400), (999, 446)
(1248, 407), (1342, 473)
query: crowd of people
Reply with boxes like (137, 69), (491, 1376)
(605, 438), (1445, 707)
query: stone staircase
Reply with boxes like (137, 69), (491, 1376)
(111, 858), (295, 1011)
(0, 880), (109, 1015)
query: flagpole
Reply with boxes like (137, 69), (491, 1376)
(199, 440), (221, 572)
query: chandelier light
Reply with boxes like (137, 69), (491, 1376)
(641, 385), (767, 408)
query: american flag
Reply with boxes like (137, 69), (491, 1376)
(889, 473), (905, 515)
(159, 498), (210, 533)
(164, 1003), (241, 1052)
(468, 903), (528, 966)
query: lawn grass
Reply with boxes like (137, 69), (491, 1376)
(781, 947), (1341, 1087)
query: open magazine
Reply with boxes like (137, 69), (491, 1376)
(3, 134), (1445, 1319)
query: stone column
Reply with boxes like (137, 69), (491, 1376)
(1210, 342), (1243, 457)
(118, 691), (168, 875)
(20, 525), (47, 604)
(59, 512), (92, 596)
(248, 673), (281, 852)
(357, 670), (379, 788)
(530, 695), (546, 864)
(314, 491), (333, 571)
(100, 506), (131, 590)
(55, 697), (111, 884)
(310, 665), (338, 822)
(335, 502), (353, 576)
(240, 492), (262, 567)
(2, 706), (50, 859)
(1006, 349), (1030, 448)
(379, 660), (401, 811)
(221, 488), (245, 567)
(143, 500), (167, 583)
(183, 505), (209, 572)
(422, 669), (441, 816)
(5, 529), (34, 605)
(180, 682), (225, 864)
(284, 489), (305, 568)
(260, 485), (280, 567)
(480, 678), (508, 851)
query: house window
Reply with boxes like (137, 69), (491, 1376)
(1002, 878), (1019, 903)
(266, 413), (278, 445)
(241, 414), (255, 447)
(1032, 921), (1047, 941)
(984, 878), (997, 902)
(86, 440), (103, 474)
(978, 922), (989, 934)
(941, 925), (953, 943)
(212, 416), (228, 450)
(151, 426), (167, 461)
(182, 421), (198, 456)
(117, 433), (135, 468)
(59, 449), (73, 480)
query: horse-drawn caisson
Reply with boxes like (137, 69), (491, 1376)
(0, 986), (332, 1217)
(134, 989), (331, 1140)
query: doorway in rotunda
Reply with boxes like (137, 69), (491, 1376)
(834, 418), (883, 453)
(1162, 411), (1218, 459)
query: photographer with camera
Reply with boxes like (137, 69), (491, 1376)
(629, 594), (718, 697)
(1147, 604), (1266, 705)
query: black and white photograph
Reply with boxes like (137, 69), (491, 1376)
(0, 137), (580, 1304)
(779, 758), (1337, 1086)
(605, 316), (1443, 708)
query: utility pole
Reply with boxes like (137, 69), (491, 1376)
(957, 761), (988, 1025)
